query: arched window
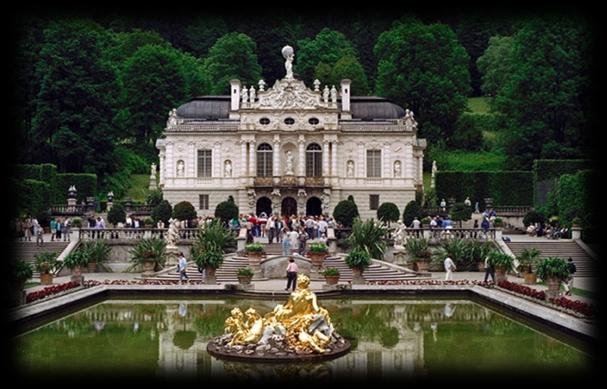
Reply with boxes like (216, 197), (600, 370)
(257, 143), (273, 177)
(306, 143), (322, 177)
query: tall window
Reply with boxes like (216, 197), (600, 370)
(197, 149), (212, 177)
(199, 194), (209, 210)
(257, 143), (273, 177)
(369, 194), (380, 210)
(367, 150), (382, 177)
(306, 143), (322, 177)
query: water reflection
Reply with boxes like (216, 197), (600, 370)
(14, 298), (590, 378)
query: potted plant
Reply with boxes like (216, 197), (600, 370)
(236, 267), (254, 284)
(517, 248), (541, 284)
(487, 251), (514, 283)
(493, 217), (504, 228)
(129, 238), (166, 275)
(63, 250), (89, 284)
(405, 238), (432, 272)
(245, 243), (265, 265)
(192, 249), (223, 284)
(81, 241), (111, 273)
(536, 256), (571, 299)
(34, 252), (58, 285)
(321, 267), (340, 285)
(15, 261), (33, 305)
(345, 248), (372, 284)
(308, 242), (329, 268)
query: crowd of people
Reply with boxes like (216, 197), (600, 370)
(13, 216), (73, 245)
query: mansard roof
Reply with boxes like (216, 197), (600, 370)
(175, 96), (405, 121)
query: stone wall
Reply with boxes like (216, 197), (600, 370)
(102, 240), (193, 272)
(260, 256), (312, 279)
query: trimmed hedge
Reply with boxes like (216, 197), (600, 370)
(436, 171), (533, 208)
(533, 159), (593, 206)
(558, 170), (595, 227)
(15, 164), (98, 203)
(17, 179), (50, 220)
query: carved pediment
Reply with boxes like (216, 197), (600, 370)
(253, 79), (324, 110)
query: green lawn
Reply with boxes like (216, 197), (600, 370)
(440, 151), (506, 171)
(123, 174), (151, 202)
(467, 97), (492, 114)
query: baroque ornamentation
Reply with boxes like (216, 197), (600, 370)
(254, 79), (322, 110)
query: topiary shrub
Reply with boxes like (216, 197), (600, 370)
(215, 196), (239, 226)
(172, 201), (196, 221)
(403, 200), (422, 226)
(523, 210), (545, 227)
(377, 202), (400, 225)
(152, 200), (172, 224)
(107, 203), (126, 226)
(450, 202), (472, 227)
(333, 198), (359, 227)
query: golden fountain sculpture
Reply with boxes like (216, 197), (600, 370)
(208, 274), (350, 360)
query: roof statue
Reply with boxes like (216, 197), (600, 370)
(282, 45), (294, 79)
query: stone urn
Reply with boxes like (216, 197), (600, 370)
(545, 277), (561, 299)
(495, 266), (508, 283)
(87, 261), (98, 273)
(324, 275), (339, 285)
(40, 273), (54, 285)
(308, 252), (327, 268)
(142, 260), (156, 275)
(71, 265), (84, 284)
(415, 260), (429, 272)
(205, 266), (217, 285)
(237, 275), (253, 285)
(351, 267), (365, 284)
(247, 252), (264, 266)
(523, 272), (537, 284)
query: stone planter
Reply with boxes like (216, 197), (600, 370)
(71, 265), (84, 284)
(87, 261), (98, 273)
(523, 272), (537, 284)
(308, 252), (327, 268)
(495, 266), (508, 283)
(351, 267), (365, 284)
(142, 261), (156, 275)
(415, 261), (429, 272)
(324, 276), (339, 285)
(545, 277), (562, 299)
(40, 273), (54, 285)
(237, 275), (253, 285)
(205, 266), (217, 285)
(246, 252), (265, 266)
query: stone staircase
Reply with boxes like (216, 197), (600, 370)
(308, 255), (419, 282)
(151, 255), (251, 283)
(12, 241), (70, 278)
(506, 241), (595, 278)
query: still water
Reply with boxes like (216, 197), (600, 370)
(14, 297), (589, 379)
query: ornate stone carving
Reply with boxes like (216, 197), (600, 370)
(282, 45), (294, 80)
(254, 78), (322, 110)
(224, 160), (232, 177)
(394, 161), (402, 177)
(404, 109), (418, 132)
(285, 151), (294, 175)
(167, 108), (178, 129)
(176, 160), (185, 177)
(347, 160), (354, 177)
(313, 79), (320, 92)
(258, 79), (266, 92)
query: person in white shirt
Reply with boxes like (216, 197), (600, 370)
(411, 217), (421, 229)
(178, 252), (188, 283)
(444, 256), (456, 281)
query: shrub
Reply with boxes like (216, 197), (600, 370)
(71, 217), (83, 228)
(215, 197), (239, 226)
(517, 248), (541, 274)
(347, 218), (386, 260)
(16, 261), (33, 282)
(309, 242), (328, 253)
(193, 250), (224, 269)
(377, 202), (400, 224)
(107, 203), (126, 226)
(81, 241), (111, 264)
(152, 200), (173, 224)
(487, 251), (514, 269)
(333, 198), (359, 227)
(405, 238), (431, 261)
(56, 173), (98, 202)
(523, 210), (545, 227)
(536, 257), (570, 281)
(146, 189), (163, 208)
(17, 179), (50, 222)
(237, 267), (254, 277)
(403, 200), (422, 226)
(450, 114), (484, 151)
(321, 267), (340, 277)
(34, 252), (59, 274)
(345, 249), (372, 270)
(129, 238), (166, 268)
(450, 202), (472, 227)
(192, 219), (235, 254)
(63, 250), (89, 269)
(172, 201), (197, 221)
(245, 243), (265, 253)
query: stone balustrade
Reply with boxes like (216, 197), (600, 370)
(50, 204), (88, 216)
(399, 228), (499, 242)
(422, 206), (531, 216)
(79, 228), (201, 241)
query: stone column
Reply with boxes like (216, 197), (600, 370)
(273, 135), (281, 177)
(159, 150), (165, 186)
(240, 140), (247, 178)
(358, 142), (365, 178)
(298, 135), (305, 177)
(404, 142), (414, 182)
(331, 141), (338, 184)
(322, 140), (330, 177)
(248, 140), (256, 177)
(188, 142), (195, 178)
(213, 142), (221, 178)
(384, 142), (391, 178)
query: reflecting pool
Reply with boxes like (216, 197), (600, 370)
(13, 298), (590, 379)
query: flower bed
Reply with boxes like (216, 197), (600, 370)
(82, 279), (216, 287)
(368, 280), (493, 286)
(496, 280), (594, 318)
(25, 281), (82, 304)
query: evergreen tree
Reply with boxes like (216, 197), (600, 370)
(477, 35), (514, 99)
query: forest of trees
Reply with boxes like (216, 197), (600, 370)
(10, 12), (597, 195)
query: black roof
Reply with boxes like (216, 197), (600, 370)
(176, 96), (405, 120)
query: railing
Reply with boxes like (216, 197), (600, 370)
(117, 204), (153, 215)
(50, 204), (88, 216)
(398, 228), (498, 242)
(304, 177), (325, 187)
(253, 177), (273, 187)
(79, 228), (200, 241)
(422, 206), (531, 216)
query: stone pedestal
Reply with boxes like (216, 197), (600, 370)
(107, 201), (113, 212)
(571, 226), (582, 240)
(383, 241), (395, 262)
(165, 247), (180, 267)
(205, 267), (217, 285)
(67, 198), (77, 212)
(149, 175), (157, 190)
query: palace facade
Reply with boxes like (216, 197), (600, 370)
(156, 48), (426, 219)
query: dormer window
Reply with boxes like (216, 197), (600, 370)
(308, 117), (319, 125)
(284, 117), (295, 125)
(260, 117), (270, 125)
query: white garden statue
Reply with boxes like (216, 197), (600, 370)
(224, 160), (232, 177)
(285, 151), (294, 175)
(282, 45), (294, 79)
(166, 218), (180, 248)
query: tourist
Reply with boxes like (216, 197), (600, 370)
(33, 218), (44, 247)
(178, 252), (188, 283)
(563, 257), (577, 296)
(281, 228), (291, 256)
(411, 217), (421, 229)
(63, 218), (71, 242)
(483, 256), (495, 283)
(444, 256), (456, 281)
(285, 257), (298, 291)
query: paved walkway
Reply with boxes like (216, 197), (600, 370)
(26, 270), (597, 305)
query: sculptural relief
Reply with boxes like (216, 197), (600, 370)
(346, 160), (354, 177)
(394, 160), (402, 177)
(224, 160), (232, 177)
(176, 160), (185, 177)
(285, 151), (294, 175)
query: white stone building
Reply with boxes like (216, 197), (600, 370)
(156, 47), (426, 219)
